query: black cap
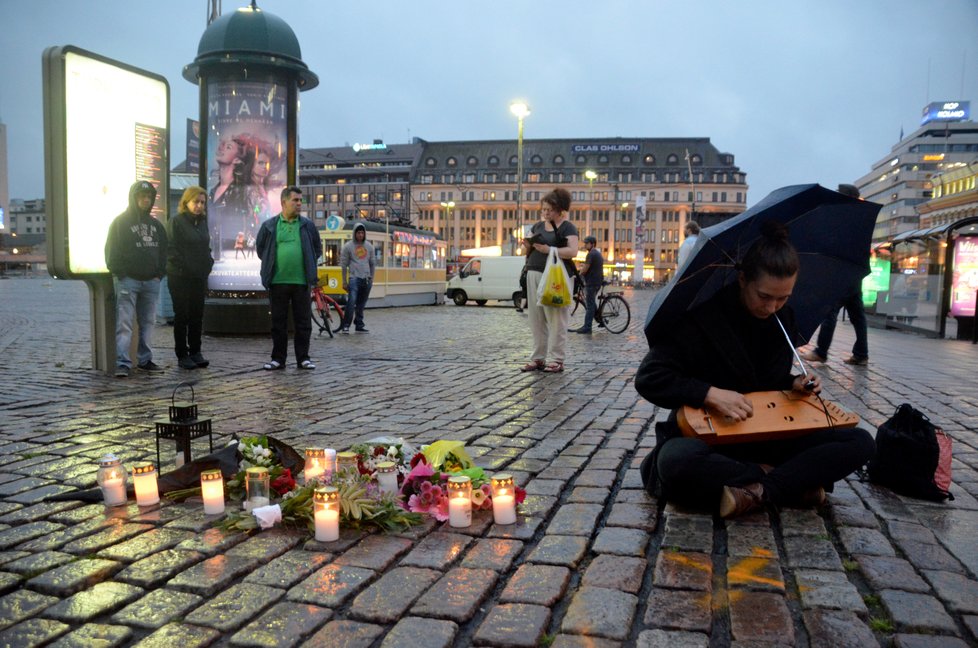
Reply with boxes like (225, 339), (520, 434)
(584, 235), (597, 244)
(838, 184), (860, 199)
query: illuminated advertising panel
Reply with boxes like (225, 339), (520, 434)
(205, 79), (287, 291)
(862, 257), (891, 307)
(921, 101), (970, 125)
(43, 47), (169, 277)
(950, 237), (978, 317)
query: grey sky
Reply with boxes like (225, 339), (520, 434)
(1, 0), (975, 205)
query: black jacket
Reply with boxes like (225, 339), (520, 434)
(166, 210), (214, 279)
(105, 181), (168, 280)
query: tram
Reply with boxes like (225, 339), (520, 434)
(318, 220), (447, 306)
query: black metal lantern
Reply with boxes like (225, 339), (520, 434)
(155, 383), (213, 469)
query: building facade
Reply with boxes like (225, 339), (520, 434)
(5, 198), (47, 236)
(916, 162), (978, 229)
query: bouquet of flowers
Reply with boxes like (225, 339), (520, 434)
(350, 437), (417, 478)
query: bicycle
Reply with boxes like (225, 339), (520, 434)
(571, 280), (631, 334)
(311, 283), (345, 337)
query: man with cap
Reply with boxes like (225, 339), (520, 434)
(570, 235), (604, 334)
(105, 180), (168, 377)
(339, 222), (376, 333)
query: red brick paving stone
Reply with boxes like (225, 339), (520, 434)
(0, 520), (63, 550)
(642, 587), (712, 633)
(229, 601), (332, 648)
(397, 531), (474, 569)
(802, 609), (880, 648)
(244, 549), (333, 589)
(0, 618), (70, 647)
(525, 534), (589, 567)
(300, 619), (384, 648)
(582, 555), (645, 594)
(545, 503), (604, 536)
(921, 569), (978, 614)
(560, 586), (638, 641)
(892, 635), (972, 648)
(605, 502), (657, 530)
(460, 538), (523, 572)
(183, 583), (284, 632)
(379, 616), (457, 648)
(635, 629), (709, 647)
(880, 589), (959, 634)
(726, 556), (785, 593)
(46, 622), (132, 647)
(348, 566), (441, 623)
(652, 551), (712, 592)
(500, 564), (571, 605)
(473, 603), (551, 647)
(333, 534), (414, 571)
(592, 526), (650, 556)
(131, 622), (221, 648)
(169, 553), (262, 596)
(286, 564), (376, 608)
(110, 587), (204, 629)
(728, 591), (794, 644)
(95, 527), (195, 562)
(26, 558), (123, 596)
(42, 581), (144, 622)
(550, 634), (622, 648)
(114, 548), (206, 589)
(854, 555), (930, 592)
(410, 567), (498, 621)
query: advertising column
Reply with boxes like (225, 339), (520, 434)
(632, 195), (646, 286)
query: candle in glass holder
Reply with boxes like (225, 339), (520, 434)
(245, 466), (270, 511)
(200, 469), (225, 515)
(491, 473), (518, 525)
(336, 451), (358, 474)
(313, 486), (340, 542)
(304, 448), (326, 483)
(375, 461), (398, 494)
(324, 448), (337, 479)
(447, 475), (472, 528)
(96, 454), (128, 507)
(131, 462), (159, 507)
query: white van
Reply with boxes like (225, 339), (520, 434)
(446, 256), (525, 307)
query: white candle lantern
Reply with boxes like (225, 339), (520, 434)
(200, 469), (225, 515)
(324, 449), (337, 478)
(336, 451), (358, 474)
(245, 466), (270, 511)
(96, 454), (128, 507)
(375, 461), (399, 494)
(447, 475), (472, 528)
(131, 462), (160, 507)
(304, 448), (326, 483)
(491, 473), (518, 525)
(313, 486), (340, 541)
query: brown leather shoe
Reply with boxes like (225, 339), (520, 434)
(719, 483), (765, 519)
(796, 486), (826, 508)
(801, 349), (827, 363)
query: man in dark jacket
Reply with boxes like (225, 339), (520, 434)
(104, 181), (168, 377)
(256, 185), (323, 370)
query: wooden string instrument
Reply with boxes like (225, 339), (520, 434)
(677, 390), (859, 445)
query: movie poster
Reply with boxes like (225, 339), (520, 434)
(205, 79), (288, 292)
(633, 196), (647, 284)
(950, 237), (978, 317)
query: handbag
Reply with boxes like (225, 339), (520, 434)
(867, 403), (953, 502)
(537, 248), (572, 307)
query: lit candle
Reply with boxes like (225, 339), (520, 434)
(96, 454), (128, 507)
(491, 473), (517, 525)
(447, 476), (472, 528)
(304, 448), (326, 483)
(375, 461), (399, 494)
(314, 487), (340, 541)
(324, 449), (337, 479)
(200, 469), (225, 515)
(131, 462), (159, 507)
(245, 466), (270, 511)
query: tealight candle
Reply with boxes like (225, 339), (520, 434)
(304, 448), (326, 483)
(245, 466), (270, 511)
(200, 469), (225, 515)
(447, 475), (472, 528)
(490, 473), (517, 525)
(313, 486), (340, 542)
(96, 454), (128, 507)
(375, 461), (398, 494)
(131, 462), (159, 507)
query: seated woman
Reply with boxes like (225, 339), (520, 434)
(635, 222), (874, 518)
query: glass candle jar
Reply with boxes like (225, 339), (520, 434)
(336, 451), (358, 473)
(130, 462), (159, 507)
(324, 448), (337, 478)
(375, 461), (399, 494)
(200, 469), (225, 515)
(447, 475), (472, 528)
(313, 486), (340, 541)
(96, 454), (128, 507)
(490, 473), (518, 525)
(245, 466), (270, 510)
(304, 448), (326, 483)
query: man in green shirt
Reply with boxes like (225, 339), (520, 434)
(256, 186), (323, 370)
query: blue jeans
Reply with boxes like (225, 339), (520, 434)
(115, 276), (161, 368)
(342, 278), (372, 329)
(815, 291), (868, 359)
(583, 284), (600, 331)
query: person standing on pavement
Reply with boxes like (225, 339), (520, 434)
(520, 188), (579, 373)
(256, 186), (322, 370)
(570, 235), (604, 334)
(166, 186), (214, 370)
(677, 221), (700, 268)
(802, 184), (869, 366)
(105, 180), (168, 377)
(339, 222), (376, 333)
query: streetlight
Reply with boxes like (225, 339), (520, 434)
(584, 169), (597, 238)
(610, 201), (628, 263)
(440, 201), (456, 270)
(510, 101), (531, 248)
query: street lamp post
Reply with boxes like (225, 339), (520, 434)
(584, 169), (597, 238)
(440, 200), (456, 270)
(510, 101), (531, 251)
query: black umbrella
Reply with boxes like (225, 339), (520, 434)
(644, 183), (881, 347)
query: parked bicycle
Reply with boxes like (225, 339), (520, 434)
(570, 280), (631, 334)
(311, 283), (345, 337)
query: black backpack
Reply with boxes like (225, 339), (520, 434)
(867, 404), (953, 502)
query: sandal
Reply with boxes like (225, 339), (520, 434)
(543, 362), (564, 373)
(263, 360), (285, 371)
(520, 361), (545, 372)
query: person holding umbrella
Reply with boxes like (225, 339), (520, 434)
(635, 221), (875, 519)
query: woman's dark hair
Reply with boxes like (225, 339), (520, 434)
(739, 220), (799, 281)
(541, 188), (572, 213)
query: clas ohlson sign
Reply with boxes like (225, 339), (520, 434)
(571, 143), (641, 153)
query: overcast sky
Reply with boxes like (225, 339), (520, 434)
(1, 0), (975, 206)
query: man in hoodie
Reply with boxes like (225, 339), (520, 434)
(104, 180), (168, 377)
(339, 222), (376, 333)
(256, 185), (323, 370)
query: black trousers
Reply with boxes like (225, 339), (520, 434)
(168, 275), (207, 358)
(269, 283), (312, 365)
(657, 427), (875, 509)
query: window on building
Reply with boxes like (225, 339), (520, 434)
(667, 154), (678, 164)
(425, 157), (437, 167)
(509, 155), (518, 166)
(530, 154), (542, 165)
(467, 156), (478, 167)
(643, 154), (655, 165)
(598, 155), (609, 164)
(576, 154), (587, 164)
(553, 155), (564, 165)
(488, 155), (499, 166)
(446, 157), (457, 167)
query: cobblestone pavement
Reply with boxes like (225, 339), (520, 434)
(0, 275), (976, 647)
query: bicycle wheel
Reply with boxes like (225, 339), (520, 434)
(330, 300), (346, 333)
(598, 294), (631, 334)
(311, 297), (333, 338)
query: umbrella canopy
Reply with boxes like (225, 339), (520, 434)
(644, 184), (881, 347)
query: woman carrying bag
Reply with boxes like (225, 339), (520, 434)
(520, 188), (579, 373)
